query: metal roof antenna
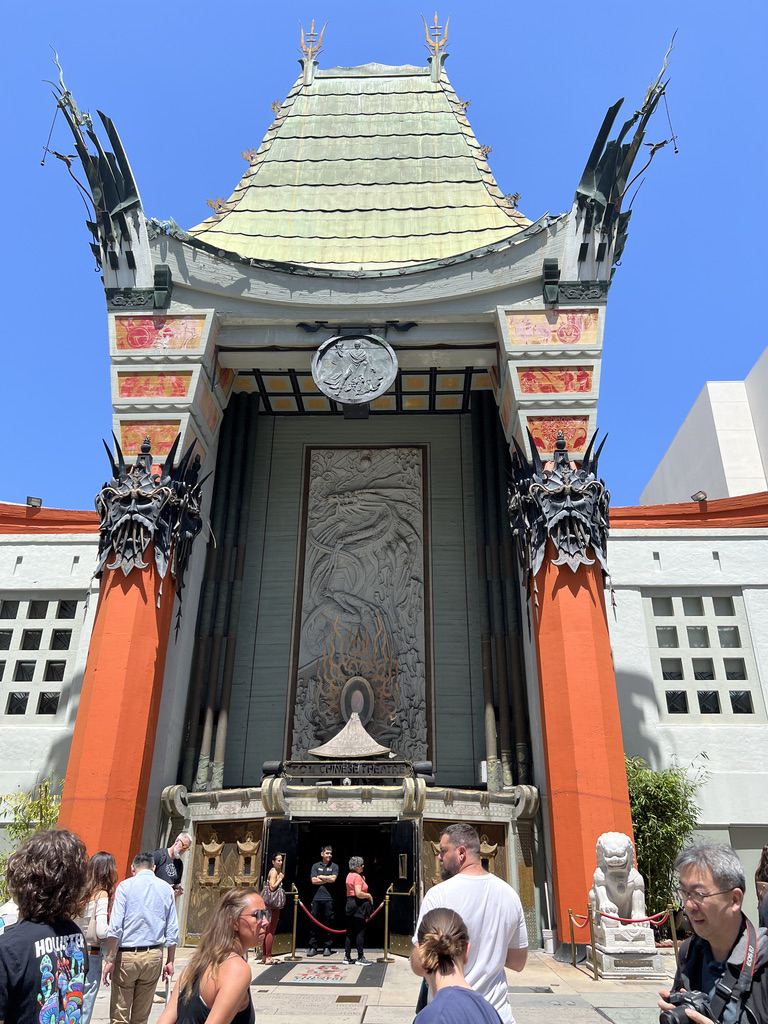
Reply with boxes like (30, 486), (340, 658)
(422, 11), (450, 83)
(299, 19), (327, 86)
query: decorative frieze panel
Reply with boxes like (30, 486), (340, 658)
(517, 367), (593, 394)
(500, 309), (599, 348)
(495, 306), (603, 457)
(527, 415), (590, 456)
(290, 447), (430, 762)
(109, 311), (222, 466)
(114, 314), (207, 353)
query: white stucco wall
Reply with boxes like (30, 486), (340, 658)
(0, 531), (99, 810)
(607, 527), (768, 832)
(641, 349), (768, 505)
(745, 348), (768, 484)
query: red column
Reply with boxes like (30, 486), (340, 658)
(533, 545), (633, 943)
(58, 550), (175, 878)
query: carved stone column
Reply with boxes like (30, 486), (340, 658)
(58, 437), (204, 876)
(509, 431), (633, 945)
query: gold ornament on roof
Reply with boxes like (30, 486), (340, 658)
(241, 149), (257, 163)
(422, 11), (449, 57)
(299, 19), (327, 62)
(206, 198), (228, 213)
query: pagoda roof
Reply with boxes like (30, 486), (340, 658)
(187, 62), (530, 271)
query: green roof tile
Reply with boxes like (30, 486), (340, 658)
(188, 62), (529, 269)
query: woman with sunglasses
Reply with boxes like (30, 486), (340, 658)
(159, 887), (270, 1024)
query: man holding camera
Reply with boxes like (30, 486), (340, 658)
(659, 845), (767, 1024)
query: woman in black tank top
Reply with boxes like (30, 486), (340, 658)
(158, 887), (270, 1024)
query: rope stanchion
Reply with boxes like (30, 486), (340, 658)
(377, 885), (396, 964)
(285, 885), (302, 961)
(668, 903), (680, 968)
(588, 906), (598, 981)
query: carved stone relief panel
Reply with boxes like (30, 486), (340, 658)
(290, 447), (429, 761)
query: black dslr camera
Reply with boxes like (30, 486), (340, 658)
(659, 991), (717, 1024)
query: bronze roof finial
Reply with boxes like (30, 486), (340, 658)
(422, 12), (449, 82)
(299, 19), (327, 85)
(299, 19), (326, 62)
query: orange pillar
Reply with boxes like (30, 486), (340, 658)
(533, 545), (633, 943)
(58, 550), (175, 878)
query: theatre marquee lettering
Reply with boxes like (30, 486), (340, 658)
(283, 760), (412, 779)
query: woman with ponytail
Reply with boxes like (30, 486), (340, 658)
(413, 908), (503, 1023)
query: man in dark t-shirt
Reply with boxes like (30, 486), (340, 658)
(153, 832), (192, 897)
(307, 845), (339, 956)
(0, 830), (89, 1024)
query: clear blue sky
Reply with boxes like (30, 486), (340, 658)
(1, 0), (765, 509)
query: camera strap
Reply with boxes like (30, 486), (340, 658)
(709, 918), (758, 1022)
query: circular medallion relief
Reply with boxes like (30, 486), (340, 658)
(311, 334), (398, 404)
(340, 676), (375, 725)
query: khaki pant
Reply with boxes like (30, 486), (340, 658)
(110, 947), (164, 1024)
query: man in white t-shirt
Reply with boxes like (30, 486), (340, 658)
(411, 823), (528, 1024)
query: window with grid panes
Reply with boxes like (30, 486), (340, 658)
(21, 630), (42, 650)
(730, 691), (753, 714)
(14, 661), (35, 682)
(0, 592), (87, 721)
(7, 692), (28, 714)
(37, 692), (60, 715)
(645, 590), (763, 721)
(698, 690), (721, 714)
(44, 661), (66, 682)
(57, 600), (77, 619)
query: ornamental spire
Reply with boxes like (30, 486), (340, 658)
(299, 19), (327, 85)
(422, 11), (450, 82)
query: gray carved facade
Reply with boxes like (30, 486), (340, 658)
(290, 447), (428, 761)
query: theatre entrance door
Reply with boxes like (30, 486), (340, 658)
(261, 817), (419, 956)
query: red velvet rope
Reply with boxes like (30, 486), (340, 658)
(569, 914), (590, 929)
(597, 911), (669, 925)
(297, 898), (385, 934)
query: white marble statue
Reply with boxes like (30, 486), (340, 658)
(588, 831), (647, 927)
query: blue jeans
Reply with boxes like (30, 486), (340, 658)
(82, 947), (103, 1024)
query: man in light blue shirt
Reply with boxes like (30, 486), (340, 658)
(103, 852), (179, 1024)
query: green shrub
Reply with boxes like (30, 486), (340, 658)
(0, 774), (61, 903)
(625, 755), (703, 923)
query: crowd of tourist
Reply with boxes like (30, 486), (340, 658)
(0, 825), (766, 1024)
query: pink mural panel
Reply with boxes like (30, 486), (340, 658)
(115, 316), (206, 351)
(517, 367), (593, 394)
(505, 310), (598, 346)
(117, 373), (192, 398)
(119, 421), (181, 456)
(527, 416), (589, 454)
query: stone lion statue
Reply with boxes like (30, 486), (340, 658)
(588, 832), (647, 927)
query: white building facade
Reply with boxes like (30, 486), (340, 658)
(0, 503), (98, 847)
(608, 494), (768, 922)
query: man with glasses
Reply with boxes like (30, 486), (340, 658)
(153, 832), (192, 898)
(659, 845), (767, 1023)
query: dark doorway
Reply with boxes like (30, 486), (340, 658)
(262, 818), (417, 954)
